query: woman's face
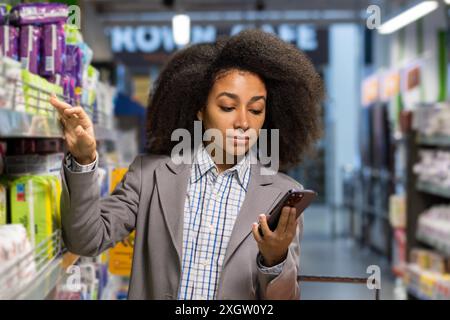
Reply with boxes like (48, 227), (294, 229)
(197, 69), (267, 162)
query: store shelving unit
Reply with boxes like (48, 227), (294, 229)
(404, 128), (450, 300)
(0, 230), (80, 300)
(0, 59), (116, 299)
(417, 134), (450, 147)
(416, 180), (450, 199)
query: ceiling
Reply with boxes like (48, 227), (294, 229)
(83, 0), (386, 15)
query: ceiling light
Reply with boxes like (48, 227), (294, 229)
(378, 1), (439, 34)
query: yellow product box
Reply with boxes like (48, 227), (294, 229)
(108, 167), (135, 276)
(0, 182), (6, 225)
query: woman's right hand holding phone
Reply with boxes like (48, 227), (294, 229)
(50, 94), (97, 165)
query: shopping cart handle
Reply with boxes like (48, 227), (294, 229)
(297, 275), (380, 300)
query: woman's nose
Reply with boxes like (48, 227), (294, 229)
(235, 108), (249, 130)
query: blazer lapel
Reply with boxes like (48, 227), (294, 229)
(155, 157), (192, 269)
(222, 162), (283, 268)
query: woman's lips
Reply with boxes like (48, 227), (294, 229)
(229, 136), (250, 145)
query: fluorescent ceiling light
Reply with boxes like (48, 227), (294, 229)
(172, 14), (190, 45)
(378, 1), (438, 34)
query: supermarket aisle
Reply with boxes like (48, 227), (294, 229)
(299, 205), (398, 300)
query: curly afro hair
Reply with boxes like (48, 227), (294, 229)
(146, 29), (324, 170)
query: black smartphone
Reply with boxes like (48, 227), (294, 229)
(258, 189), (317, 236)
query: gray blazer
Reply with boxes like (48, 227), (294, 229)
(60, 154), (304, 300)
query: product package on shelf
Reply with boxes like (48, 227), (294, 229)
(413, 103), (450, 137)
(0, 4), (11, 25)
(10, 3), (68, 26)
(0, 224), (36, 299)
(81, 65), (99, 107)
(389, 194), (406, 229)
(19, 25), (41, 74)
(10, 176), (54, 252)
(64, 44), (82, 103)
(0, 180), (6, 225)
(392, 228), (406, 277)
(0, 56), (25, 111)
(413, 149), (450, 190)
(5, 152), (64, 175)
(95, 82), (116, 128)
(0, 25), (19, 60)
(416, 205), (450, 254)
(63, 24), (83, 46)
(405, 248), (450, 299)
(40, 23), (65, 77)
(21, 69), (63, 116)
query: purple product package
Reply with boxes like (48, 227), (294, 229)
(0, 6), (7, 25)
(64, 44), (82, 88)
(61, 75), (75, 103)
(10, 3), (68, 25)
(40, 23), (65, 76)
(0, 25), (19, 60)
(45, 74), (62, 85)
(19, 25), (41, 74)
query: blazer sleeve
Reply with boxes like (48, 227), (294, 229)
(60, 155), (142, 257)
(256, 214), (303, 300)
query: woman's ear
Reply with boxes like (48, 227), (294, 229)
(197, 109), (204, 121)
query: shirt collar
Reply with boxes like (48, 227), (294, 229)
(192, 143), (250, 188)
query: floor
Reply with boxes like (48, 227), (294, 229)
(299, 205), (399, 300)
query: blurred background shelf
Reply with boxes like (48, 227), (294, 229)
(417, 134), (450, 147)
(416, 180), (450, 199)
(416, 233), (450, 257)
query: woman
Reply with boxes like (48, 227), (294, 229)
(50, 29), (324, 300)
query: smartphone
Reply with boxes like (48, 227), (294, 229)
(258, 189), (317, 236)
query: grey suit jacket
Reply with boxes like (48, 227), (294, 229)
(60, 154), (304, 300)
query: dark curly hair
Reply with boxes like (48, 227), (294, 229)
(146, 29), (324, 170)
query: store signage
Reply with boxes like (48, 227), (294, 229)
(361, 75), (379, 107)
(107, 23), (328, 65)
(381, 71), (400, 101)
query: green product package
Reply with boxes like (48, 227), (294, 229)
(10, 175), (55, 255)
(64, 24), (83, 45)
(21, 70), (63, 116)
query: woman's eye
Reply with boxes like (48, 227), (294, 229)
(220, 106), (234, 112)
(250, 109), (263, 115)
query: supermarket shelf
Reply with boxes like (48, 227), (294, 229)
(0, 109), (116, 141)
(13, 251), (80, 300)
(416, 233), (450, 256)
(8, 251), (80, 300)
(416, 180), (450, 199)
(0, 109), (62, 138)
(0, 229), (81, 300)
(417, 134), (450, 147)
